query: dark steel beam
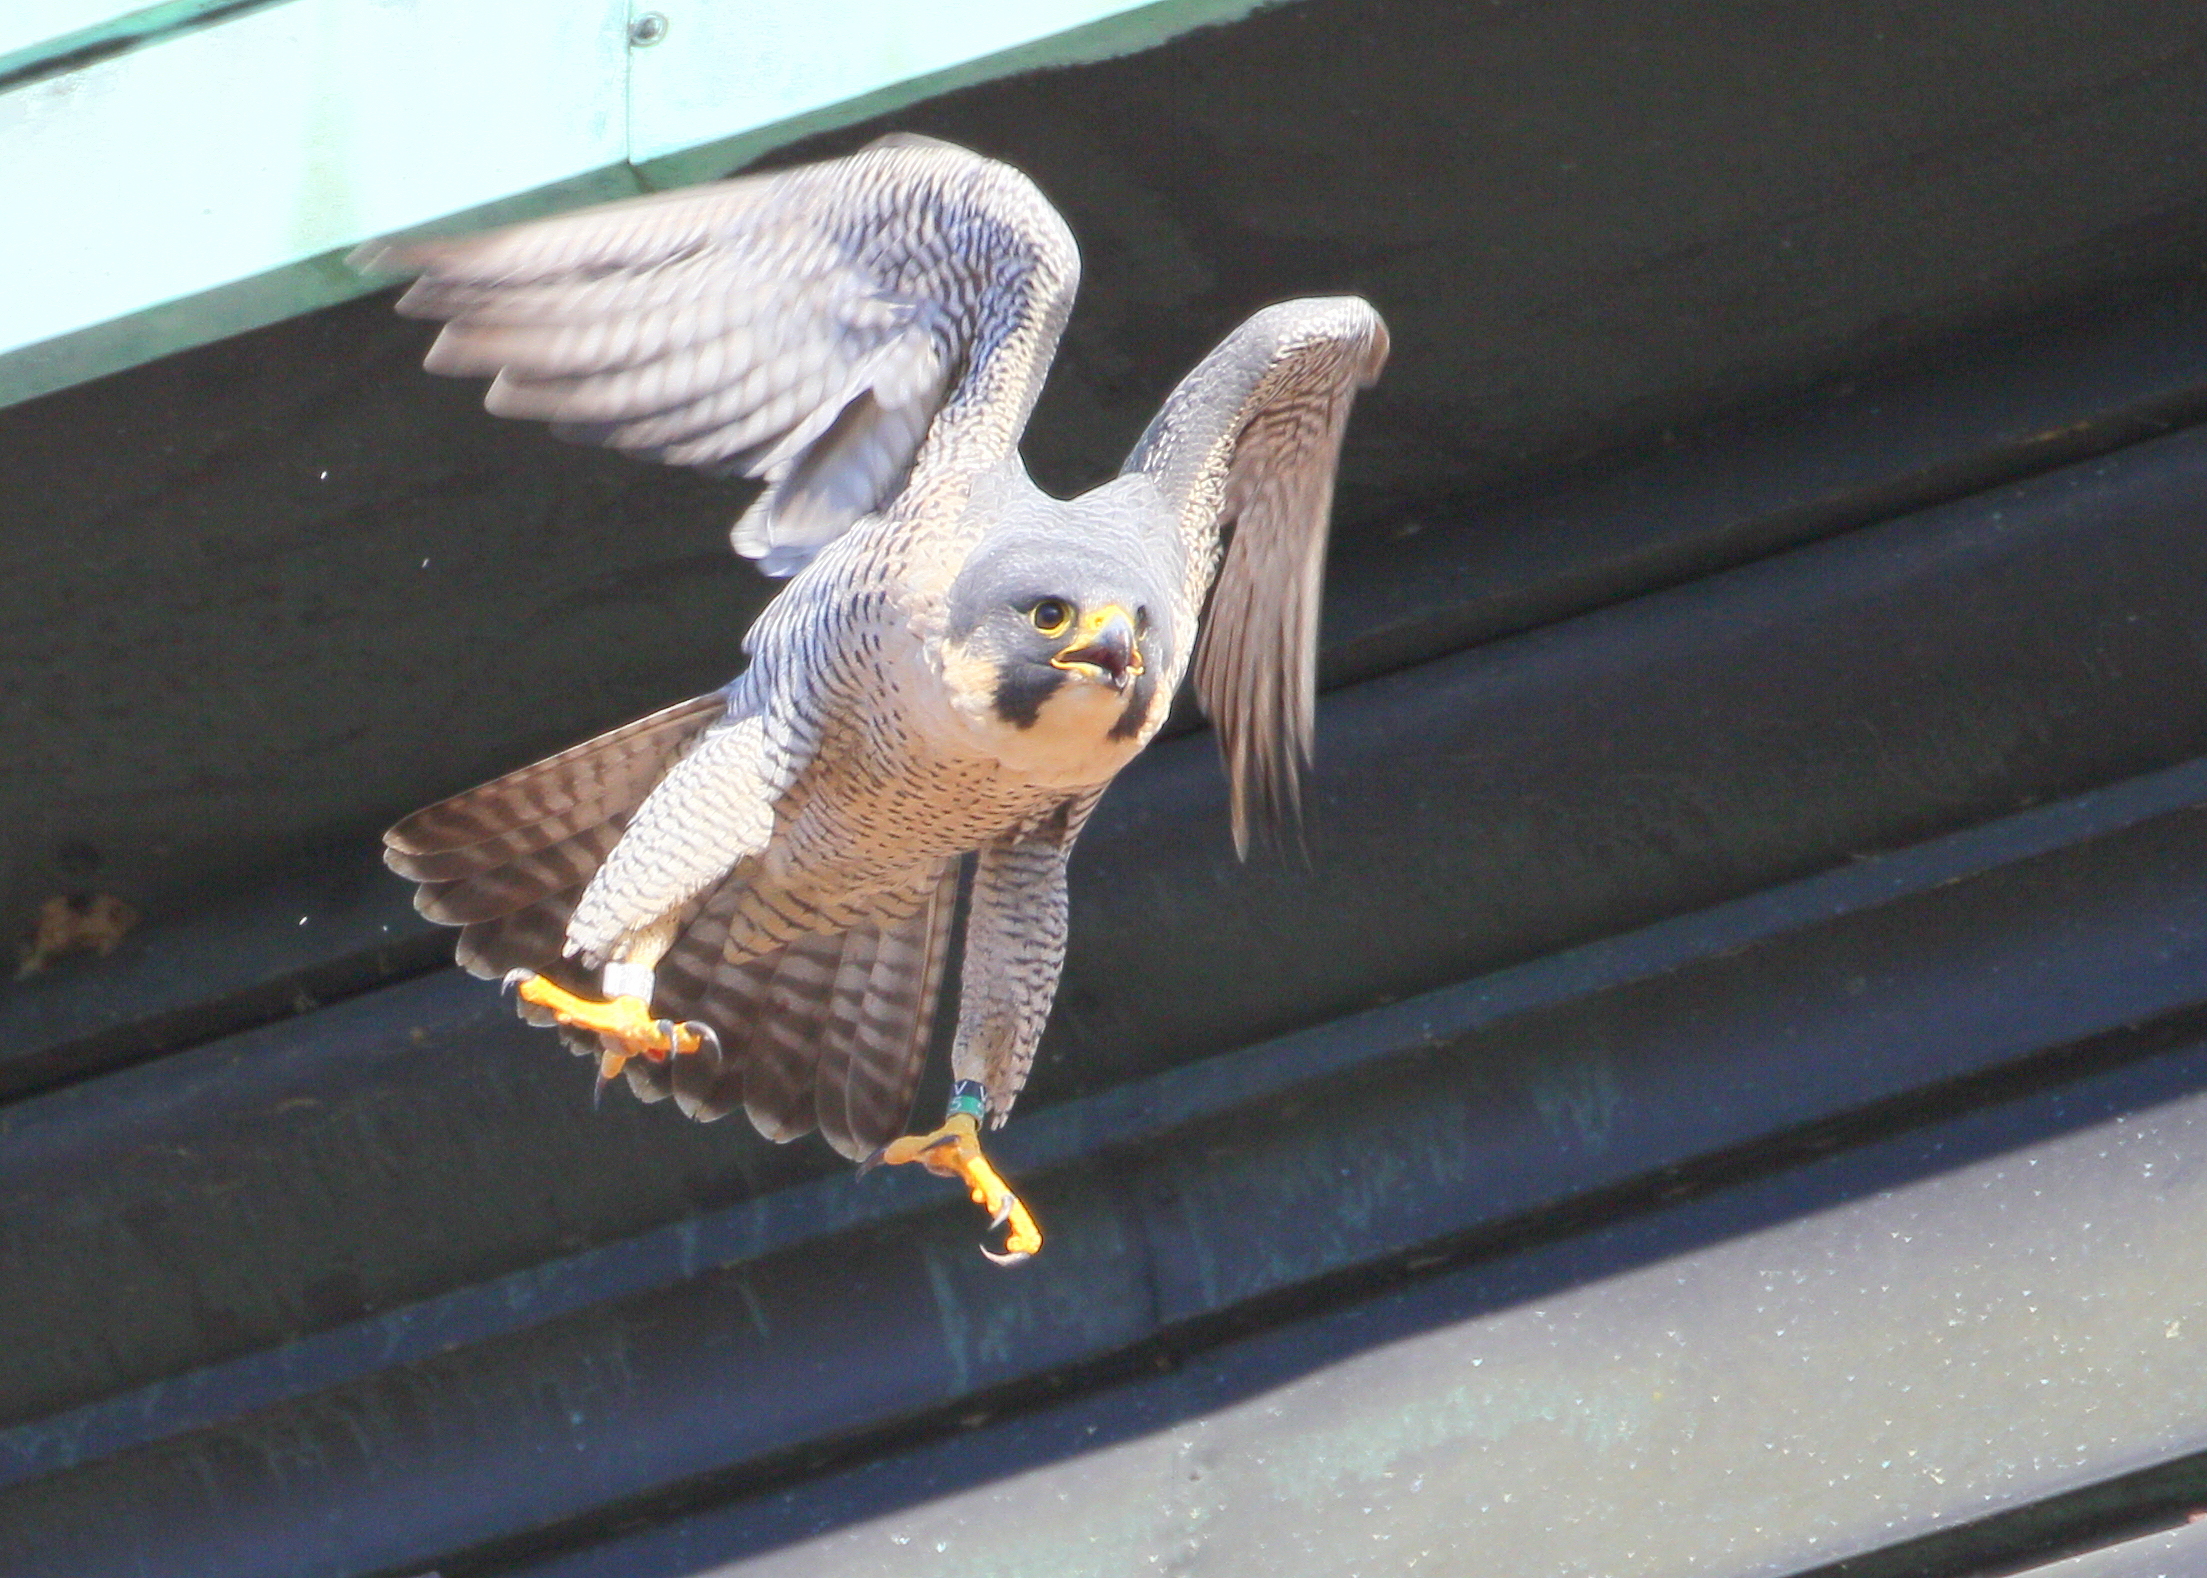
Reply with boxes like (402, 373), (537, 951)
(9, 741), (2207, 1574)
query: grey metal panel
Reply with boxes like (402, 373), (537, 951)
(481, 1038), (2207, 1578)
(1315, 280), (2207, 692)
(2022, 1523), (2207, 1577)
(1041, 425), (2207, 1100)
(0, 847), (439, 1102)
(13, 398), (2207, 1428)
(9, 751), (2207, 1575)
(0, 969), (838, 1429)
(7, 745), (2204, 1491)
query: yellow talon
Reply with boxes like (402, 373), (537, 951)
(507, 970), (712, 1081)
(877, 1112), (1043, 1263)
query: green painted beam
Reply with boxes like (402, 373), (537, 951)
(0, 0), (636, 409)
(0, 0), (1273, 412)
(0, 2), (297, 88)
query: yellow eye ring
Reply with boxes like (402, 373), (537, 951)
(1030, 599), (1074, 638)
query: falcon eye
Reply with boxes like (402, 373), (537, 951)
(1029, 599), (1074, 637)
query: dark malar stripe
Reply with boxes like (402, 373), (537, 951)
(1109, 671), (1157, 740)
(991, 664), (1066, 729)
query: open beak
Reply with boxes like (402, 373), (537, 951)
(1049, 605), (1144, 692)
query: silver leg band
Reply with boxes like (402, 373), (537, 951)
(601, 961), (655, 1002)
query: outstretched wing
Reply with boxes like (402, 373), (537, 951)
(1122, 297), (1390, 853)
(353, 135), (1080, 575)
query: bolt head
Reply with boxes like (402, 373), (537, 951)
(629, 12), (668, 46)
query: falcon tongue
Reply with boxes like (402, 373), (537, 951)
(1049, 605), (1142, 690)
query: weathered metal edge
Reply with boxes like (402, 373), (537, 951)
(0, 0), (291, 93)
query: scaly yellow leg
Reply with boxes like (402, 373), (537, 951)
(876, 1112), (1043, 1264)
(504, 969), (715, 1083)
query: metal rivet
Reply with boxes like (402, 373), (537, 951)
(628, 12), (668, 46)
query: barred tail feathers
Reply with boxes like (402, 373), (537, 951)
(623, 860), (960, 1159)
(383, 691), (728, 980)
(389, 690), (951, 1159)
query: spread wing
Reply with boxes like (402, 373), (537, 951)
(352, 134), (1080, 575)
(1122, 297), (1390, 853)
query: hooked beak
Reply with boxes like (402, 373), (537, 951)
(1049, 604), (1144, 692)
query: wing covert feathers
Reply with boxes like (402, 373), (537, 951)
(1122, 297), (1390, 854)
(353, 138), (1078, 576)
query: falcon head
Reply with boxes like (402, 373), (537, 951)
(939, 530), (1177, 760)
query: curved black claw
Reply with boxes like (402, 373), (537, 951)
(978, 1195), (1027, 1264)
(867, 1117), (1042, 1262)
(979, 1197), (1031, 1265)
(650, 1018), (722, 1058)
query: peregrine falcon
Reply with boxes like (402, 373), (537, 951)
(361, 136), (1388, 1260)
